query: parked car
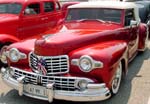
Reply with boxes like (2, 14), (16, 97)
(0, 0), (64, 45)
(0, 0), (78, 67)
(1, 1), (149, 102)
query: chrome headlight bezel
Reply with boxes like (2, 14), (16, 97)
(71, 55), (104, 73)
(8, 48), (27, 62)
(9, 48), (20, 62)
(79, 55), (93, 72)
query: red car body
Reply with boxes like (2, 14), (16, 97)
(0, 0), (74, 46)
(1, 1), (149, 102)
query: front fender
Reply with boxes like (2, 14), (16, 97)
(7, 39), (36, 68)
(69, 40), (128, 88)
(0, 34), (19, 44)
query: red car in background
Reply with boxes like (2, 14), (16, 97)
(0, 0), (63, 44)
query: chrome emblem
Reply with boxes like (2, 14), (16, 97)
(37, 58), (47, 75)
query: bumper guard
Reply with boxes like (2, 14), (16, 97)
(1, 67), (111, 102)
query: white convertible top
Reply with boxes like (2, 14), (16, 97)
(69, 1), (140, 22)
(69, 1), (137, 9)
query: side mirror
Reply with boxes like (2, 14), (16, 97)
(24, 8), (30, 15)
(24, 8), (36, 15)
(130, 20), (137, 26)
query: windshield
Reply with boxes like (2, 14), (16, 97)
(66, 8), (122, 23)
(0, 3), (22, 14)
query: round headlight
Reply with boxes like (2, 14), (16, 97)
(79, 55), (93, 72)
(9, 48), (20, 62)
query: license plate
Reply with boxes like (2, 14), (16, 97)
(23, 84), (47, 97)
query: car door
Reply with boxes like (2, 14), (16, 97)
(124, 9), (139, 59)
(55, 2), (64, 24)
(18, 2), (44, 40)
(42, 1), (63, 31)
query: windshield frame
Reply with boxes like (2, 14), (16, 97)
(65, 8), (123, 25)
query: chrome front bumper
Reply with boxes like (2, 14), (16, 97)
(1, 67), (111, 102)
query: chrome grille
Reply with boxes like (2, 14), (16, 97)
(14, 69), (76, 91)
(29, 53), (69, 75)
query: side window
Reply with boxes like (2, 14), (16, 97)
(24, 3), (40, 15)
(56, 2), (61, 11)
(125, 9), (135, 26)
(44, 2), (54, 12)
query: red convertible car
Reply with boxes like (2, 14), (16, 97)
(1, 1), (149, 102)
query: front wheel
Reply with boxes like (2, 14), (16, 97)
(0, 44), (9, 68)
(111, 62), (122, 95)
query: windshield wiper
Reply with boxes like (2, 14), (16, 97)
(105, 21), (113, 23)
(105, 21), (119, 24)
(77, 19), (106, 23)
(77, 19), (88, 22)
(95, 19), (106, 23)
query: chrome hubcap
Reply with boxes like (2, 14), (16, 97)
(112, 62), (122, 94)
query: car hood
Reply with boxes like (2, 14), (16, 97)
(7, 39), (36, 53)
(34, 22), (122, 56)
(63, 21), (122, 30)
